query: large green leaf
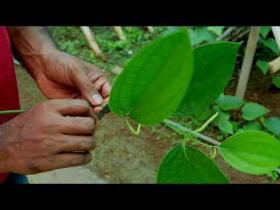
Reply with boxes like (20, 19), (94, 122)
(219, 131), (280, 175)
(109, 28), (193, 124)
(261, 117), (280, 137)
(175, 42), (240, 117)
(216, 93), (244, 111)
(157, 144), (229, 184)
(241, 102), (269, 121)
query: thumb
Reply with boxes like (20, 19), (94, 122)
(71, 68), (103, 106)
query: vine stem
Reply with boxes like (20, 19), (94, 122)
(195, 112), (218, 133)
(163, 119), (280, 176)
(125, 118), (141, 135)
(0, 109), (24, 115)
(163, 119), (221, 146)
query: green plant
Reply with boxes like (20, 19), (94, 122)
(272, 74), (280, 88)
(255, 26), (280, 88)
(211, 94), (276, 136)
(108, 27), (280, 183)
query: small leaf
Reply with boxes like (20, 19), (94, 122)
(243, 121), (262, 131)
(232, 121), (242, 132)
(272, 74), (280, 88)
(109, 28), (193, 124)
(262, 38), (280, 55)
(219, 130), (280, 175)
(207, 26), (224, 36)
(256, 60), (269, 75)
(260, 26), (271, 39)
(241, 102), (269, 121)
(214, 111), (233, 134)
(189, 27), (216, 46)
(216, 93), (244, 111)
(261, 117), (280, 137)
(157, 144), (229, 184)
(175, 42), (240, 116)
(218, 120), (234, 135)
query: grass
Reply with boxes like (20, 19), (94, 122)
(47, 26), (166, 72)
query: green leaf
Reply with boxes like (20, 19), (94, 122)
(260, 26), (271, 39)
(272, 74), (280, 88)
(262, 38), (280, 55)
(157, 144), (229, 184)
(261, 117), (280, 137)
(207, 26), (224, 36)
(189, 27), (217, 46)
(109, 28), (193, 124)
(218, 120), (234, 135)
(216, 93), (244, 111)
(232, 121), (242, 132)
(214, 111), (234, 134)
(241, 102), (269, 121)
(256, 60), (269, 75)
(175, 42), (240, 116)
(219, 131), (280, 175)
(243, 121), (262, 131)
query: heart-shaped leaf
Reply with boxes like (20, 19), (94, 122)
(109, 28), (193, 124)
(214, 111), (234, 134)
(261, 117), (280, 137)
(175, 42), (240, 117)
(260, 26), (271, 39)
(241, 102), (269, 121)
(216, 93), (244, 111)
(243, 121), (262, 131)
(219, 131), (280, 175)
(256, 60), (269, 75)
(157, 144), (229, 184)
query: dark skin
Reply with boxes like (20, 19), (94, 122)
(0, 27), (111, 174)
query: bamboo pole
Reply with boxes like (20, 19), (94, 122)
(113, 26), (126, 41)
(146, 26), (154, 33)
(269, 27), (280, 74)
(80, 26), (103, 58)
(235, 27), (260, 99)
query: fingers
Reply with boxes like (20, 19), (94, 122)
(48, 99), (92, 116)
(93, 106), (103, 113)
(88, 71), (111, 98)
(101, 82), (112, 98)
(40, 152), (92, 172)
(61, 116), (96, 135)
(70, 67), (104, 106)
(86, 65), (111, 99)
(57, 135), (96, 153)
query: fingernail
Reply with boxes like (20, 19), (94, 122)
(92, 94), (103, 105)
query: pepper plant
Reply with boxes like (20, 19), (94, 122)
(107, 27), (280, 184)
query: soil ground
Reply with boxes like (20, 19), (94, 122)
(15, 64), (280, 184)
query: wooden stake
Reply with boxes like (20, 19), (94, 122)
(113, 26), (126, 41)
(269, 57), (280, 74)
(269, 27), (280, 74)
(235, 27), (260, 99)
(272, 26), (280, 47)
(80, 26), (103, 58)
(146, 26), (154, 33)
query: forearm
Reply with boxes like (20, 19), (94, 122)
(7, 27), (58, 78)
